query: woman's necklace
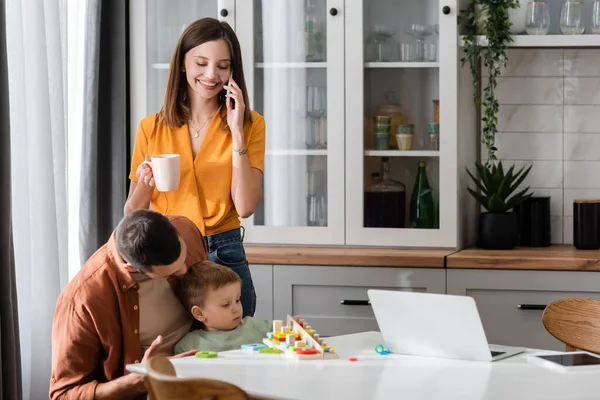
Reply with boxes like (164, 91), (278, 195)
(189, 113), (216, 138)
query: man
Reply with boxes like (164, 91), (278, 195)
(50, 210), (207, 399)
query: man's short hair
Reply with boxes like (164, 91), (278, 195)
(115, 210), (181, 273)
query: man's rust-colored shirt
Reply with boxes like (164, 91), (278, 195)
(49, 215), (207, 400)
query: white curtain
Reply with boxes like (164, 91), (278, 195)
(5, 0), (69, 398)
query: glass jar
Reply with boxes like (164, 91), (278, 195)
(363, 158), (406, 228)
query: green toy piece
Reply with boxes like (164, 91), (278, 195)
(258, 347), (283, 354)
(195, 351), (218, 358)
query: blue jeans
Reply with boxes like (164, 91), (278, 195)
(205, 227), (256, 317)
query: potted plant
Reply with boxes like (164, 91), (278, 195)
(467, 161), (533, 249)
(460, 0), (520, 163)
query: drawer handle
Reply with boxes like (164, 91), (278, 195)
(518, 304), (547, 310)
(340, 300), (371, 306)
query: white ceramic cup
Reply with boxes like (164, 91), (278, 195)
(142, 154), (180, 192)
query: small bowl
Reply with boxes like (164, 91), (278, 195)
(375, 124), (391, 134)
(396, 124), (414, 134)
(375, 115), (392, 124)
(428, 123), (440, 134)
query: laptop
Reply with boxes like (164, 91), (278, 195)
(367, 289), (525, 362)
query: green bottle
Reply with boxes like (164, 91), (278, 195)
(410, 161), (435, 229)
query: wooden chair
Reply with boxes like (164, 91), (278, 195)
(542, 298), (600, 354)
(145, 356), (271, 400)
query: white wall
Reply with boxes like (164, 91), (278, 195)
(481, 48), (600, 244)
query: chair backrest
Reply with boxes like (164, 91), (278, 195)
(145, 356), (251, 400)
(542, 298), (600, 354)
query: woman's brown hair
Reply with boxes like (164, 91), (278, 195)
(159, 18), (252, 129)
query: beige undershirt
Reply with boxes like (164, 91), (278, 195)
(131, 273), (192, 356)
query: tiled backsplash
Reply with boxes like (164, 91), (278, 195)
(481, 49), (600, 244)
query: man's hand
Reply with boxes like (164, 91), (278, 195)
(95, 335), (165, 399)
(169, 349), (198, 359)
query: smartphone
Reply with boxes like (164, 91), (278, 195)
(225, 69), (234, 109)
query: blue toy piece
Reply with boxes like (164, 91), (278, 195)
(241, 343), (268, 352)
(266, 332), (274, 339)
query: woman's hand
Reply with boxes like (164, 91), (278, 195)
(224, 77), (245, 138)
(136, 154), (155, 187)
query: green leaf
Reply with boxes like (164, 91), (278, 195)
(505, 187), (533, 210)
(488, 193), (506, 212)
(508, 163), (533, 194)
(482, 164), (499, 194)
(498, 163), (515, 199)
(467, 188), (491, 211)
(466, 166), (490, 196)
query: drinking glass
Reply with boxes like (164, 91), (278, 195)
(560, 1), (584, 34)
(307, 86), (326, 118)
(592, 1), (600, 34)
(525, 2), (550, 35)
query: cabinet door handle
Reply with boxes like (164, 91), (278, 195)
(340, 300), (371, 306)
(442, 6), (451, 15)
(329, 8), (338, 16)
(220, 9), (228, 17)
(518, 304), (547, 310)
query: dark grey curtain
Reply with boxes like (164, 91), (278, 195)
(0, 0), (23, 398)
(80, 0), (130, 262)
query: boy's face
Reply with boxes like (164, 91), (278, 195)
(192, 282), (243, 331)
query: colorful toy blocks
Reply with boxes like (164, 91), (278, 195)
(261, 315), (339, 360)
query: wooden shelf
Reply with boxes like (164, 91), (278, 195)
(364, 150), (439, 157)
(255, 62), (327, 68)
(266, 149), (327, 156)
(365, 62), (439, 68)
(461, 35), (600, 48)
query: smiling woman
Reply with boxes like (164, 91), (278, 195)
(124, 18), (266, 319)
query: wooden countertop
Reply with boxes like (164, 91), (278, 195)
(244, 245), (450, 268)
(447, 245), (600, 271)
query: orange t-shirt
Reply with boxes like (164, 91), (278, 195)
(129, 108), (266, 236)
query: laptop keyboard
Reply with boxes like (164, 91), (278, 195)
(491, 351), (506, 357)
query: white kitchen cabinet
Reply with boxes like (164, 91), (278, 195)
(447, 269), (600, 351)
(129, 0), (479, 248)
(249, 264), (274, 320)
(273, 265), (445, 337)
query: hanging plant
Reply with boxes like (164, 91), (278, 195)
(459, 0), (519, 164)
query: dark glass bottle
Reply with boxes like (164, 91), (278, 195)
(410, 161), (435, 229)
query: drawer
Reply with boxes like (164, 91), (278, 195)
(292, 284), (424, 318)
(274, 265), (445, 337)
(470, 288), (600, 351)
(448, 269), (600, 351)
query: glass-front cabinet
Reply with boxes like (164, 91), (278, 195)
(344, 0), (459, 247)
(130, 0), (472, 248)
(237, 0), (345, 245)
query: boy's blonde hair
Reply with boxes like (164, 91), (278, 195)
(177, 261), (241, 312)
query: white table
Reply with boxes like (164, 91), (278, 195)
(127, 332), (600, 400)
